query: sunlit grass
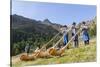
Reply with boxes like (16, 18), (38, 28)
(12, 38), (96, 67)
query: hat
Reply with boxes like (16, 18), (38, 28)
(82, 21), (86, 24)
(63, 25), (67, 28)
(72, 22), (76, 25)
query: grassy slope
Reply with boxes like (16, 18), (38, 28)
(12, 38), (96, 67)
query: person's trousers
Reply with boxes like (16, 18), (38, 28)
(64, 34), (68, 46)
(72, 33), (78, 48)
(73, 40), (79, 48)
(84, 40), (89, 45)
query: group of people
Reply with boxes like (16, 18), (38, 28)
(24, 21), (90, 55)
(61, 21), (90, 48)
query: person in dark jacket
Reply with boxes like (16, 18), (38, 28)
(71, 22), (79, 48)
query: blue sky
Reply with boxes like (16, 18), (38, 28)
(12, 1), (96, 25)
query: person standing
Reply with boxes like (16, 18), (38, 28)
(25, 42), (30, 55)
(71, 22), (79, 48)
(61, 25), (69, 46)
(81, 21), (90, 45)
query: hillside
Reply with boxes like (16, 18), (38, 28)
(12, 38), (96, 67)
(11, 14), (96, 56)
(11, 14), (62, 56)
(11, 15), (96, 67)
(41, 19), (62, 31)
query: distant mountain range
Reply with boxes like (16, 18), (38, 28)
(11, 14), (96, 56)
(11, 14), (96, 43)
(11, 14), (62, 31)
(11, 14), (63, 56)
(11, 14), (62, 44)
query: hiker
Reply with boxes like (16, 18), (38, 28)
(81, 21), (90, 45)
(61, 25), (69, 46)
(71, 22), (79, 48)
(25, 43), (30, 55)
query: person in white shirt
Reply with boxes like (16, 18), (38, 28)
(25, 43), (30, 55)
(61, 25), (69, 46)
(71, 22), (79, 48)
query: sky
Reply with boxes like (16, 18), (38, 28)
(12, 0), (96, 25)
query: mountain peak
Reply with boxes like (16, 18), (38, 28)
(43, 19), (51, 23)
(42, 19), (52, 25)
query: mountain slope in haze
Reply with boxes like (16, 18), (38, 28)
(11, 14), (96, 56)
(11, 14), (61, 42)
(11, 14), (62, 56)
(40, 18), (62, 31)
